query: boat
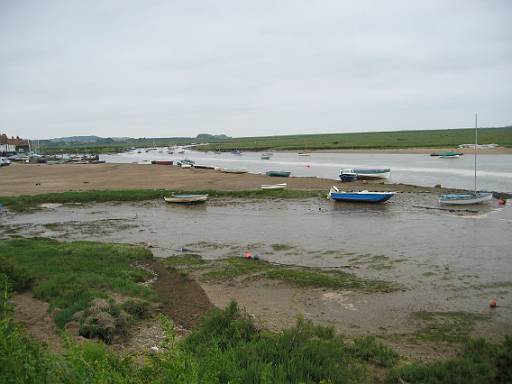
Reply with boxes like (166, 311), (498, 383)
(352, 168), (390, 179)
(328, 186), (395, 203)
(439, 114), (493, 205)
(164, 194), (208, 203)
(193, 164), (216, 170)
(439, 154), (460, 159)
(176, 159), (195, 166)
(151, 160), (173, 165)
(231, 149), (242, 155)
(180, 164), (192, 168)
(339, 169), (357, 182)
(261, 154), (271, 160)
(0, 157), (11, 166)
(298, 152), (311, 156)
(261, 183), (287, 190)
(266, 170), (291, 177)
(439, 193), (492, 205)
(430, 151), (463, 157)
(220, 168), (248, 174)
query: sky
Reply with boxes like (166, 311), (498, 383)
(0, 0), (511, 139)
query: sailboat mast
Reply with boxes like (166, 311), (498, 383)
(474, 113), (478, 193)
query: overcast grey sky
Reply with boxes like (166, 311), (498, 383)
(0, 0), (511, 139)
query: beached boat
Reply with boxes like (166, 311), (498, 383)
(151, 160), (173, 165)
(328, 186), (395, 203)
(261, 183), (287, 190)
(164, 194), (208, 203)
(352, 168), (390, 179)
(220, 168), (248, 174)
(193, 164), (216, 170)
(439, 114), (493, 205)
(266, 170), (291, 177)
(180, 164), (192, 168)
(339, 169), (357, 182)
(0, 157), (11, 166)
(176, 159), (195, 166)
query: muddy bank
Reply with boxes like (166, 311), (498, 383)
(0, 162), (450, 197)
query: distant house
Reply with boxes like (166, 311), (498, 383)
(0, 133), (30, 153)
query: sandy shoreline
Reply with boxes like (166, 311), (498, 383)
(0, 163), (442, 197)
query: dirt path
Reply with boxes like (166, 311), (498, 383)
(150, 261), (214, 329)
(12, 293), (63, 350)
(0, 163), (436, 197)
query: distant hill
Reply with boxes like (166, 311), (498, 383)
(48, 136), (102, 143)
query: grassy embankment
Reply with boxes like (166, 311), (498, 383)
(199, 126), (512, 152)
(0, 189), (323, 212)
(1, 237), (511, 383)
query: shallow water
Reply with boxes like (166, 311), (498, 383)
(102, 149), (512, 193)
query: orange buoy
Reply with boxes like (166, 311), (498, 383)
(498, 199), (506, 205)
(489, 299), (497, 308)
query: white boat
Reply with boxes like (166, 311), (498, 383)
(439, 114), (492, 205)
(0, 157), (11, 166)
(352, 168), (390, 179)
(180, 164), (192, 168)
(164, 194), (208, 203)
(261, 183), (287, 190)
(220, 168), (248, 174)
(439, 154), (460, 159)
(439, 192), (492, 205)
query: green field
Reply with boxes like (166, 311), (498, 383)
(199, 126), (512, 151)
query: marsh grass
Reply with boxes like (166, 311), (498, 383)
(199, 126), (512, 152)
(411, 311), (490, 343)
(196, 257), (399, 293)
(0, 238), (156, 328)
(0, 189), (323, 212)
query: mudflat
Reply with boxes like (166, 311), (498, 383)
(0, 163), (435, 197)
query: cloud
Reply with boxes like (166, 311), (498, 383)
(0, 0), (511, 138)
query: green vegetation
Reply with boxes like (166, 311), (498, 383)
(0, 238), (156, 328)
(412, 311), (490, 343)
(271, 243), (295, 251)
(0, 188), (323, 212)
(164, 254), (206, 268)
(200, 126), (512, 151)
(177, 256), (400, 293)
(387, 337), (512, 384)
(1, 238), (511, 383)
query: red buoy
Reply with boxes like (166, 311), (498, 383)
(489, 299), (497, 308)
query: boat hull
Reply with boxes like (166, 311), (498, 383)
(339, 173), (357, 182)
(329, 186), (395, 203)
(266, 171), (291, 177)
(261, 183), (287, 190)
(439, 192), (492, 205)
(220, 168), (248, 174)
(352, 168), (390, 179)
(164, 195), (208, 203)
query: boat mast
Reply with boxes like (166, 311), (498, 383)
(474, 113), (478, 193)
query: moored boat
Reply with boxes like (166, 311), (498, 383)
(164, 194), (208, 203)
(430, 151), (463, 157)
(266, 170), (291, 177)
(328, 186), (395, 203)
(439, 192), (492, 205)
(261, 154), (271, 160)
(231, 149), (242, 155)
(439, 154), (460, 159)
(298, 152), (311, 156)
(352, 168), (390, 179)
(261, 183), (287, 190)
(0, 157), (11, 166)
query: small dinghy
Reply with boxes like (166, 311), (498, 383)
(439, 154), (460, 159)
(220, 168), (248, 174)
(261, 183), (287, 190)
(164, 194), (208, 203)
(328, 186), (395, 203)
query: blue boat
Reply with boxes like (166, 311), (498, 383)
(339, 169), (357, 182)
(328, 186), (395, 203)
